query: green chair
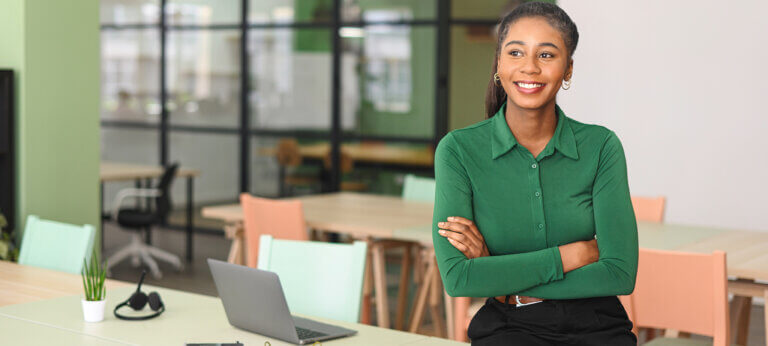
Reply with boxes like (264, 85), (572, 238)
(402, 174), (436, 203)
(257, 235), (367, 323)
(18, 215), (96, 274)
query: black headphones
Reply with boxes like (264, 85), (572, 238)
(114, 271), (165, 321)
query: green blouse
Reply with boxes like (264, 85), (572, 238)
(432, 103), (638, 299)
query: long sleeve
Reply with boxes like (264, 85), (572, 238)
(517, 131), (638, 299)
(433, 133), (565, 298)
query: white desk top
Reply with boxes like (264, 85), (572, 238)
(0, 262), (466, 345)
(0, 286), (464, 346)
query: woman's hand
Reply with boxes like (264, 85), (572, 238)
(558, 239), (599, 273)
(437, 216), (490, 259)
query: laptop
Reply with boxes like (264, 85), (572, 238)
(207, 259), (357, 345)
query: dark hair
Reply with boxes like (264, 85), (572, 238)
(484, 1), (579, 118)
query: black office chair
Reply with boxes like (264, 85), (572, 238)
(106, 164), (182, 279)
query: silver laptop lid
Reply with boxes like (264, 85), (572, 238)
(207, 258), (300, 344)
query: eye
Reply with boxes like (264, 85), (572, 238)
(539, 52), (554, 59)
(509, 50), (523, 57)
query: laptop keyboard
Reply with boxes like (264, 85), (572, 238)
(296, 327), (328, 340)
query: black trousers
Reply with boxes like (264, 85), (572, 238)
(467, 296), (636, 345)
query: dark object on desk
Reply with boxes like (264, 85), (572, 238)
(0, 70), (15, 233)
(114, 271), (166, 320)
(106, 164), (183, 279)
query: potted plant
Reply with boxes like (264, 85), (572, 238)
(0, 210), (18, 262)
(81, 251), (107, 322)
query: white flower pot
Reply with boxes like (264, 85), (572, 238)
(81, 299), (106, 322)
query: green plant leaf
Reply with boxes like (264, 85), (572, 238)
(83, 258), (92, 300)
(82, 265), (89, 300)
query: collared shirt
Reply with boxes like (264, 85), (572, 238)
(433, 103), (638, 298)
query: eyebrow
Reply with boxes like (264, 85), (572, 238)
(504, 40), (561, 50)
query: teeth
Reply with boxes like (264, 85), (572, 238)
(517, 82), (543, 89)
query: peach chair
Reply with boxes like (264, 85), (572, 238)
(631, 196), (666, 222)
(620, 248), (729, 346)
(240, 193), (309, 268)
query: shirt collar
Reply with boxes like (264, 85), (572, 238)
(490, 103), (579, 160)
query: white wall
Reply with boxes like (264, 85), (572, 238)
(558, 0), (768, 231)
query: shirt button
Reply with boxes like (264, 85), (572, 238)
(535, 191), (541, 197)
(538, 224), (544, 229)
(531, 163), (537, 169)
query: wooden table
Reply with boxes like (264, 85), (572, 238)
(260, 142), (435, 168)
(203, 195), (768, 343)
(0, 261), (128, 307)
(0, 261), (467, 346)
(100, 162), (200, 261)
(202, 192), (435, 332)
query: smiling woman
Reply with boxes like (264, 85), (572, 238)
(432, 2), (638, 345)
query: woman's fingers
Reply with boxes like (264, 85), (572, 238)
(447, 216), (485, 242)
(439, 231), (471, 257)
(439, 217), (490, 258)
(438, 228), (482, 258)
(447, 238), (469, 253)
(438, 222), (480, 249)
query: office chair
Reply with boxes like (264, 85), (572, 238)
(106, 163), (183, 279)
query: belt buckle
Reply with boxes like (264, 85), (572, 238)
(514, 295), (542, 308)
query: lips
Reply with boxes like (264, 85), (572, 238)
(513, 81), (546, 94)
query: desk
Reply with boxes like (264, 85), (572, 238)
(0, 261), (128, 307)
(202, 193), (435, 331)
(100, 162), (200, 261)
(0, 262), (467, 346)
(260, 143), (435, 168)
(203, 196), (768, 343)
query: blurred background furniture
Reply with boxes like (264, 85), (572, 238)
(629, 195), (667, 341)
(106, 164), (183, 279)
(258, 235), (367, 323)
(631, 196), (667, 223)
(620, 249), (729, 346)
(240, 193), (310, 268)
(100, 161), (200, 261)
(18, 215), (95, 275)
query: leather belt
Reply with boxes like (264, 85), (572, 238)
(494, 295), (545, 306)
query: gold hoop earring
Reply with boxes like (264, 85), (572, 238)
(561, 78), (571, 90)
(493, 72), (501, 86)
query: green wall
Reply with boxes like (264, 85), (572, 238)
(0, 0), (101, 246)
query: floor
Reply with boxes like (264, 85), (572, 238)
(104, 222), (767, 345)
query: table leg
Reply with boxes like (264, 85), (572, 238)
(409, 250), (436, 333)
(361, 242), (374, 325)
(413, 245), (424, 285)
(144, 178), (152, 210)
(730, 294), (753, 346)
(428, 266), (445, 337)
(134, 179), (141, 208)
(224, 222), (245, 265)
(395, 243), (412, 330)
(371, 242), (390, 328)
(186, 177), (194, 262)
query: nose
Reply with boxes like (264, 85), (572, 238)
(520, 55), (541, 75)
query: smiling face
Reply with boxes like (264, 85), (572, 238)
(497, 16), (573, 112)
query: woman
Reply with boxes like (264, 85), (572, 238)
(433, 2), (638, 345)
